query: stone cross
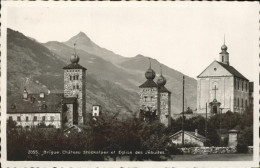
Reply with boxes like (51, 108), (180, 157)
(212, 85), (218, 100)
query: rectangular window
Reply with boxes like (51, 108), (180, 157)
(238, 80), (239, 90)
(42, 116), (45, 121)
(234, 79), (236, 89)
(246, 83), (247, 92)
(70, 76), (72, 80)
(17, 116), (21, 121)
(77, 85), (79, 89)
(50, 116), (54, 122)
(26, 116), (29, 121)
(33, 116), (37, 121)
(144, 96), (147, 102)
(9, 116), (12, 120)
(242, 82), (243, 91)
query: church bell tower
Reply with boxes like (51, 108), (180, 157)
(219, 36), (229, 65)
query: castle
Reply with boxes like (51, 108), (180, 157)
(139, 60), (171, 127)
(7, 45), (99, 129)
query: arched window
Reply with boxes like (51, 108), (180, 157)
(222, 56), (224, 62)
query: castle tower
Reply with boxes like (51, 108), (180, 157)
(219, 36), (229, 65)
(139, 58), (158, 122)
(63, 44), (87, 126)
(157, 65), (171, 127)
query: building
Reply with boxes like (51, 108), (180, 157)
(197, 41), (252, 114)
(7, 45), (87, 129)
(7, 89), (62, 128)
(92, 105), (101, 117)
(170, 129), (206, 147)
(139, 60), (171, 127)
(62, 46), (87, 128)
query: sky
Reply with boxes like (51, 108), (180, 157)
(6, 2), (259, 80)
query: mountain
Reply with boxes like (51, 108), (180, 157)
(51, 32), (197, 114)
(64, 32), (126, 64)
(7, 28), (197, 117)
(7, 28), (139, 116)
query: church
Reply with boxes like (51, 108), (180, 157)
(139, 60), (171, 127)
(197, 40), (253, 115)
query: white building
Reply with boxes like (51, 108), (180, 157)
(197, 42), (252, 114)
(7, 89), (63, 128)
(170, 129), (206, 147)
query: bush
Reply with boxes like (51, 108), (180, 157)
(236, 143), (248, 153)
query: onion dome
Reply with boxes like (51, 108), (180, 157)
(221, 44), (227, 51)
(70, 43), (80, 63)
(145, 68), (156, 80)
(221, 35), (227, 51)
(157, 64), (166, 86)
(157, 75), (166, 87)
(70, 53), (80, 63)
(145, 58), (155, 80)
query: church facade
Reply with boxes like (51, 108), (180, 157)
(197, 42), (252, 115)
(139, 60), (171, 127)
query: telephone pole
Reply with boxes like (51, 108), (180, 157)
(182, 76), (185, 146)
(205, 103), (208, 146)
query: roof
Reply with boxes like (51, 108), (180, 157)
(170, 130), (206, 142)
(63, 63), (87, 70)
(7, 93), (63, 114)
(139, 79), (158, 88)
(217, 61), (248, 81)
(158, 86), (171, 93)
(62, 97), (77, 104)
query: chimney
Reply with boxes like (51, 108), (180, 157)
(195, 129), (198, 136)
(23, 88), (28, 99)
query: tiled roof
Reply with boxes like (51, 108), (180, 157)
(139, 79), (158, 88)
(170, 130), (206, 142)
(159, 86), (171, 93)
(217, 61), (248, 81)
(7, 93), (63, 114)
(63, 63), (87, 70)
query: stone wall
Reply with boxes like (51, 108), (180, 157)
(180, 147), (236, 154)
(159, 92), (171, 127)
(139, 87), (158, 112)
(180, 146), (253, 155)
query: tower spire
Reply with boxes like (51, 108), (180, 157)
(224, 34), (225, 45)
(74, 43), (77, 55)
(160, 64), (162, 76)
(148, 58), (151, 69)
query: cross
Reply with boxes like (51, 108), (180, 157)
(212, 85), (218, 100)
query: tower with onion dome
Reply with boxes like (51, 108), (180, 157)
(63, 43), (87, 127)
(219, 36), (229, 65)
(139, 58), (159, 122)
(157, 65), (171, 127)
